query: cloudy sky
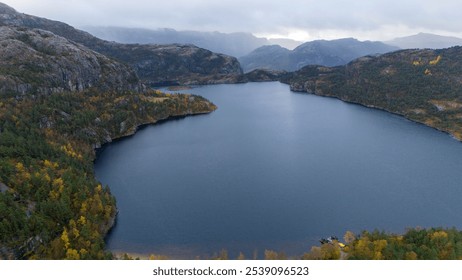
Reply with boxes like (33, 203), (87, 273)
(3, 0), (462, 41)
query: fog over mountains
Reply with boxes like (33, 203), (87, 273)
(82, 26), (301, 58)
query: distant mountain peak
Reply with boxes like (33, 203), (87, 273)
(255, 44), (290, 51)
(240, 37), (398, 72)
(387, 33), (462, 49)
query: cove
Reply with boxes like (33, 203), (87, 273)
(94, 82), (462, 259)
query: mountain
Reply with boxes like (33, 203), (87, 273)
(292, 38), (399, 68)
(83, 26), (302, 57)
(238, 45), (292, 72)
(0, 4), (242, 86)
(0, 26), (142, 95)
(281, 47), (462, 140)
(239, 38), (399, 72)
(267, 38), (302, 50)
(93, 43), (243, 86)
(387, 33), (462, 49)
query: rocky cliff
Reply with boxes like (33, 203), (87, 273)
(0, 26), (141, 95)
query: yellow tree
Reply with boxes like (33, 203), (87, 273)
(264, 250), (278, 260)
(60, 228), (70, 249)
(320, 244), (341, 260)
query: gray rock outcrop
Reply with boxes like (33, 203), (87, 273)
(0, 26), (141, 95)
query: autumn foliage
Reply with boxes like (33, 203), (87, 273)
(0, 89), (216, 259)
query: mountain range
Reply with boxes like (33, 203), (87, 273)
(83, 26), (462, 74)
(239, 38), (399, 72)
(82, 26), (302, 57)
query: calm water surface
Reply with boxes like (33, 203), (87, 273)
(94, 82), (462, 258)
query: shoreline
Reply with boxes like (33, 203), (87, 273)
(95, 109), (216, 245)
(94, 110), (215, 158)
(286, 85), (462, 143)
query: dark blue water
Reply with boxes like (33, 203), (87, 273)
(94, 82), (462, 258)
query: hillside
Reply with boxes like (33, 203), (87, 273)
(282, 47), (462, 140)
(0, 26), (141, 95)
(0, 87), (216, 260)
(240, 38), (398, 72)
(238, 45), (292, 72)
(95, 43), (243, 86)
(0, 3), (242, 86)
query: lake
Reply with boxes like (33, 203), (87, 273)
(94, 82), (462, 259)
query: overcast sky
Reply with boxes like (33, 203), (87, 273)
(3, 0), (462, 41)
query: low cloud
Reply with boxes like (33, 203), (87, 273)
(3, 0), (462, 40)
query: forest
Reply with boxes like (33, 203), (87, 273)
(303, 228), (462, 260)
(0, 88), (216, 259)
